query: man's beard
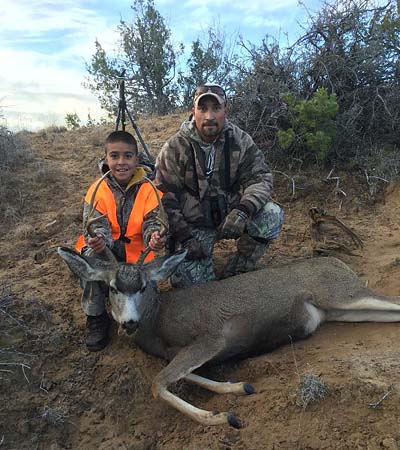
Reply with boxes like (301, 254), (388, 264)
(201, 122), (221, 138)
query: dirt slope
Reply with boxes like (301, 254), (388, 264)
(1, 116), (400, 450)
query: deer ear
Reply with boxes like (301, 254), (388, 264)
(141, 250), (187, 282)
(57, 247), (112, 283)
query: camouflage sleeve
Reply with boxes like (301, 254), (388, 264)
(237, 133), (274, 216)
(82, 201), (114, 249)
(155, 139), (193, 242)
(142, 207), (163, 246)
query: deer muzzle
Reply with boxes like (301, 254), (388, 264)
(119, 320), (139, 335)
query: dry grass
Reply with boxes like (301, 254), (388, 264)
(296, 372), (329, 408)
(41, 405), (69, 426)
(0, 127), (62, 227)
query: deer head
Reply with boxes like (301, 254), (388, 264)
(58, 247), (186, 332)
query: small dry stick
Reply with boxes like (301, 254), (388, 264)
(0, 362), (31, 383)
(369, 384), (394, 409)
(289, 335), (301, 383)
(40, 372), (49, 393)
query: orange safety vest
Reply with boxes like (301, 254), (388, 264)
(75, 179), (163, 263)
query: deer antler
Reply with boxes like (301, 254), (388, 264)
(85, 170), (118, 265)
(136, 176), (169, 266)
(309, 207), (364, 254)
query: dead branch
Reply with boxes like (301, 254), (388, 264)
(325, 169), (347, 197)
(273, 170), (296, 198)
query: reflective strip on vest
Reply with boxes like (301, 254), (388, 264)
(75, 179), (162, 263)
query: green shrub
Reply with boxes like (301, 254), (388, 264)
(278, 88), (338, 163)
(65, 113), (81, 130)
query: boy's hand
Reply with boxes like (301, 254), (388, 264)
(88, 234), (106, 253)
(149, 231), (166, 252)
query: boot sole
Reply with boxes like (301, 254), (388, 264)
(86, 336), (110, 352)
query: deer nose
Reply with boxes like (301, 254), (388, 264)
(122, 320), (138, 335)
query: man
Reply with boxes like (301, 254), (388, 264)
(155, 83), (283, 287)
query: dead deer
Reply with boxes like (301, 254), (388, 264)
(58, 174), (400, 428)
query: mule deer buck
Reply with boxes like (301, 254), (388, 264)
(58, 175), (400, 428)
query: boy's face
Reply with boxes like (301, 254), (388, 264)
(105, 141), (138, 186)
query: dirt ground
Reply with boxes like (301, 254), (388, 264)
(1, 115), (400, 450)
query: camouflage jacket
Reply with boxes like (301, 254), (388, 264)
(82, 165), (162, 262)
(155, 119), (274, 242)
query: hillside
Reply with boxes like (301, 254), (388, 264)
(1, 114), (400, 450)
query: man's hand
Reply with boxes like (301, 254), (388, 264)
(220, 208), (249, 239)
(182, 238), (207, 261)
(149, 231), (167, 252)
(87, 234), (106, 253)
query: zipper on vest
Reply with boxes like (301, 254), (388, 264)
(118, 194), (131, 243)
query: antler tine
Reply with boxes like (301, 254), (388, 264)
(136, 176), (169, 266)
(85, 170), (118, 265)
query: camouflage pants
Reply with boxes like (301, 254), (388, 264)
(170, 201), (284, 288)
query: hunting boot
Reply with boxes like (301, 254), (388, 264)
(85, 311), (111, 352)
(224, 235), (270, 278)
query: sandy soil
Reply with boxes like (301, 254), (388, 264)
(1, 116), (400, 450)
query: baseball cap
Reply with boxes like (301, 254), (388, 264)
(193, 83), (227, 107)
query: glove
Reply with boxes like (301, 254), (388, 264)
(182, 238), (207, 261)
(220, 208), (249, 239)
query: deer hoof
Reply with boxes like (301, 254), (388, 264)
(227, 413), (242, 429)
(243, 383), (256, 395)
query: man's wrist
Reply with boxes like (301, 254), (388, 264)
(236, 201), (255, 218)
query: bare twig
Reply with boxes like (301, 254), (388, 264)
(273, 170), (296, 198)
(40, 372), (49, 393)
(325, 169), (347, 197)
(288, 335), (301, 383)
(364, 170), (389, 184)
(0, 362), (31, 383)
(369, 384), (394, 409)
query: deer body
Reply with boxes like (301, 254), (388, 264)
(135, 257), (400, 362)
(58, 247), (400, 428)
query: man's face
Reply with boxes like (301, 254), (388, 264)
(105, 142), (138, 186)
(192, 97), (227, 143)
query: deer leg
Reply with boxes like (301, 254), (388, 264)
(324, 295), (400, 322)
(151, 336), (245, 428)
(184, 373), (255, 395)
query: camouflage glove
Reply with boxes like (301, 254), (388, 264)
(182, 238), (207, 261)
(220, 208), (249, 239)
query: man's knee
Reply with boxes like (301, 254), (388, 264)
(169, 258), (215, 288)
(246, 201), (284, 242)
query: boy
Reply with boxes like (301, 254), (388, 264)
(75, 130), (166, 351)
